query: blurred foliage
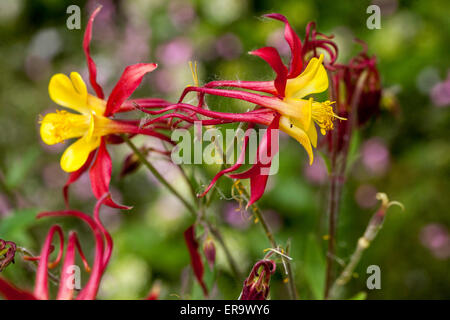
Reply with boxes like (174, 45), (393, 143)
(0, 0), (449, 299)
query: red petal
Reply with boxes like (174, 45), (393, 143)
(34, 225), (64, 300)
(264, 13), (303, 78)
(83, 6), (104, 99)
(229, 115), (280, 206)
(249, 47), (288, 97)
(56, 232), (79, 300)
(198, 125), (255, 197)
(89, 138), (131, 210)
(183, 225), (208, 297)
(63, 151), (96, 208)
(105, 63), (157, 116)
(37, 210), (105, 300)
(140, 103), (274, 127)
(93, 194), (113, 272)
(204, 80), (277, 95)
(0, 278), (36, 300)
(179, 87), (288, 114)
(119, 98), (171, 113)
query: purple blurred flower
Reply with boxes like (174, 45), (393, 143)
(304, 156), (328, 185)
(156, 38), (193, 66)
(223, 203), (251, 229)
(119, 23), (151, 65)
(169, 1), (196, 30)
(354, 184), (378, 209)
(215, 33), (243, 60)
(266, 28), (290, 56)
(430, 72), (450, 107)
(361, 138), (390, 176)
(153, 69), (177, 94)
(420, 224), (450, 260)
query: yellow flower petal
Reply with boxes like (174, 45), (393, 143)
(285, 54), (328, 99)
(87, 94), (107, 115)
(49, 73), (90, 114)
(287, 97), (312, 132)
(279, 116), (313, 165)
(306, 119), (318, 148)
(70, 72), (87, 97)
(60, 135), (100, 172)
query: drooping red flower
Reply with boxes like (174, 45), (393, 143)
(0, 195), (114, 300)
(325, 40), (381, 154)
(239, 259), (276, 300)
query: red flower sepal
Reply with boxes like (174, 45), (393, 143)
(184, 225), (208, 297)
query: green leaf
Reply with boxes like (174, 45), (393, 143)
(5, 147), (40, 189)
(0, 208), (39, 245)
(303, 233), (326, 299)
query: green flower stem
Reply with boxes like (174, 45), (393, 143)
(16, 247), (60, 286)
(324, 71), (368, 299)
(234, 181), (298, 300)
(123, 135), (242, 281)
(329, 194), (402, 298)
(123, 135), (197, 218)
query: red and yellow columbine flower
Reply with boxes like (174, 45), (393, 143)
(144, 14), (342, 205)
(0, 195), (113, 300)
(39, 7), (172, 208)
(179, 14), (343, 165)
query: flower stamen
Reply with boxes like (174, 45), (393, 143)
(311, 100), (346, 135)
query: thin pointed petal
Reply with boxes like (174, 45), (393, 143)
(0, 278), (36, 300)
(37, 210), (104, 300)
(56, 232), (78, 300)
(264, 13), (303, 78)
(89, 138), (131, 209)
(198, 125), (255, 197)
(204, 80), (277, 95)
(184, 225), (208, 297)
(105, 63), (157, 116)
(249, 47), (288, 96)
(34, 225), (64, 300)
(228, 116), (280, 206)
(83, 6), (104, 99)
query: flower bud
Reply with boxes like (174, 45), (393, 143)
(203, 237), (216, 270)
(119, 147), (149, 178)
(239, 259), (276, 300)
(0, 240), (16, 272)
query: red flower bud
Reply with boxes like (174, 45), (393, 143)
(119, 146), (150, 178)
(0, 239), (16, 272)
(203, 237), (216, 270)
(239, 259), (276, 300)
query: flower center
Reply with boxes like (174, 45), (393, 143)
(39, 110), (90, 145)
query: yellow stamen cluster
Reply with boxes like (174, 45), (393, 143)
(311, 101), (344, 135)
(39, 110), (90, 145)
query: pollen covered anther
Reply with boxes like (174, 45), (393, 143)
(311, 100), (345, 135)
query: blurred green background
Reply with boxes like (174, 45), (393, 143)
(0, 0), (449, 299)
